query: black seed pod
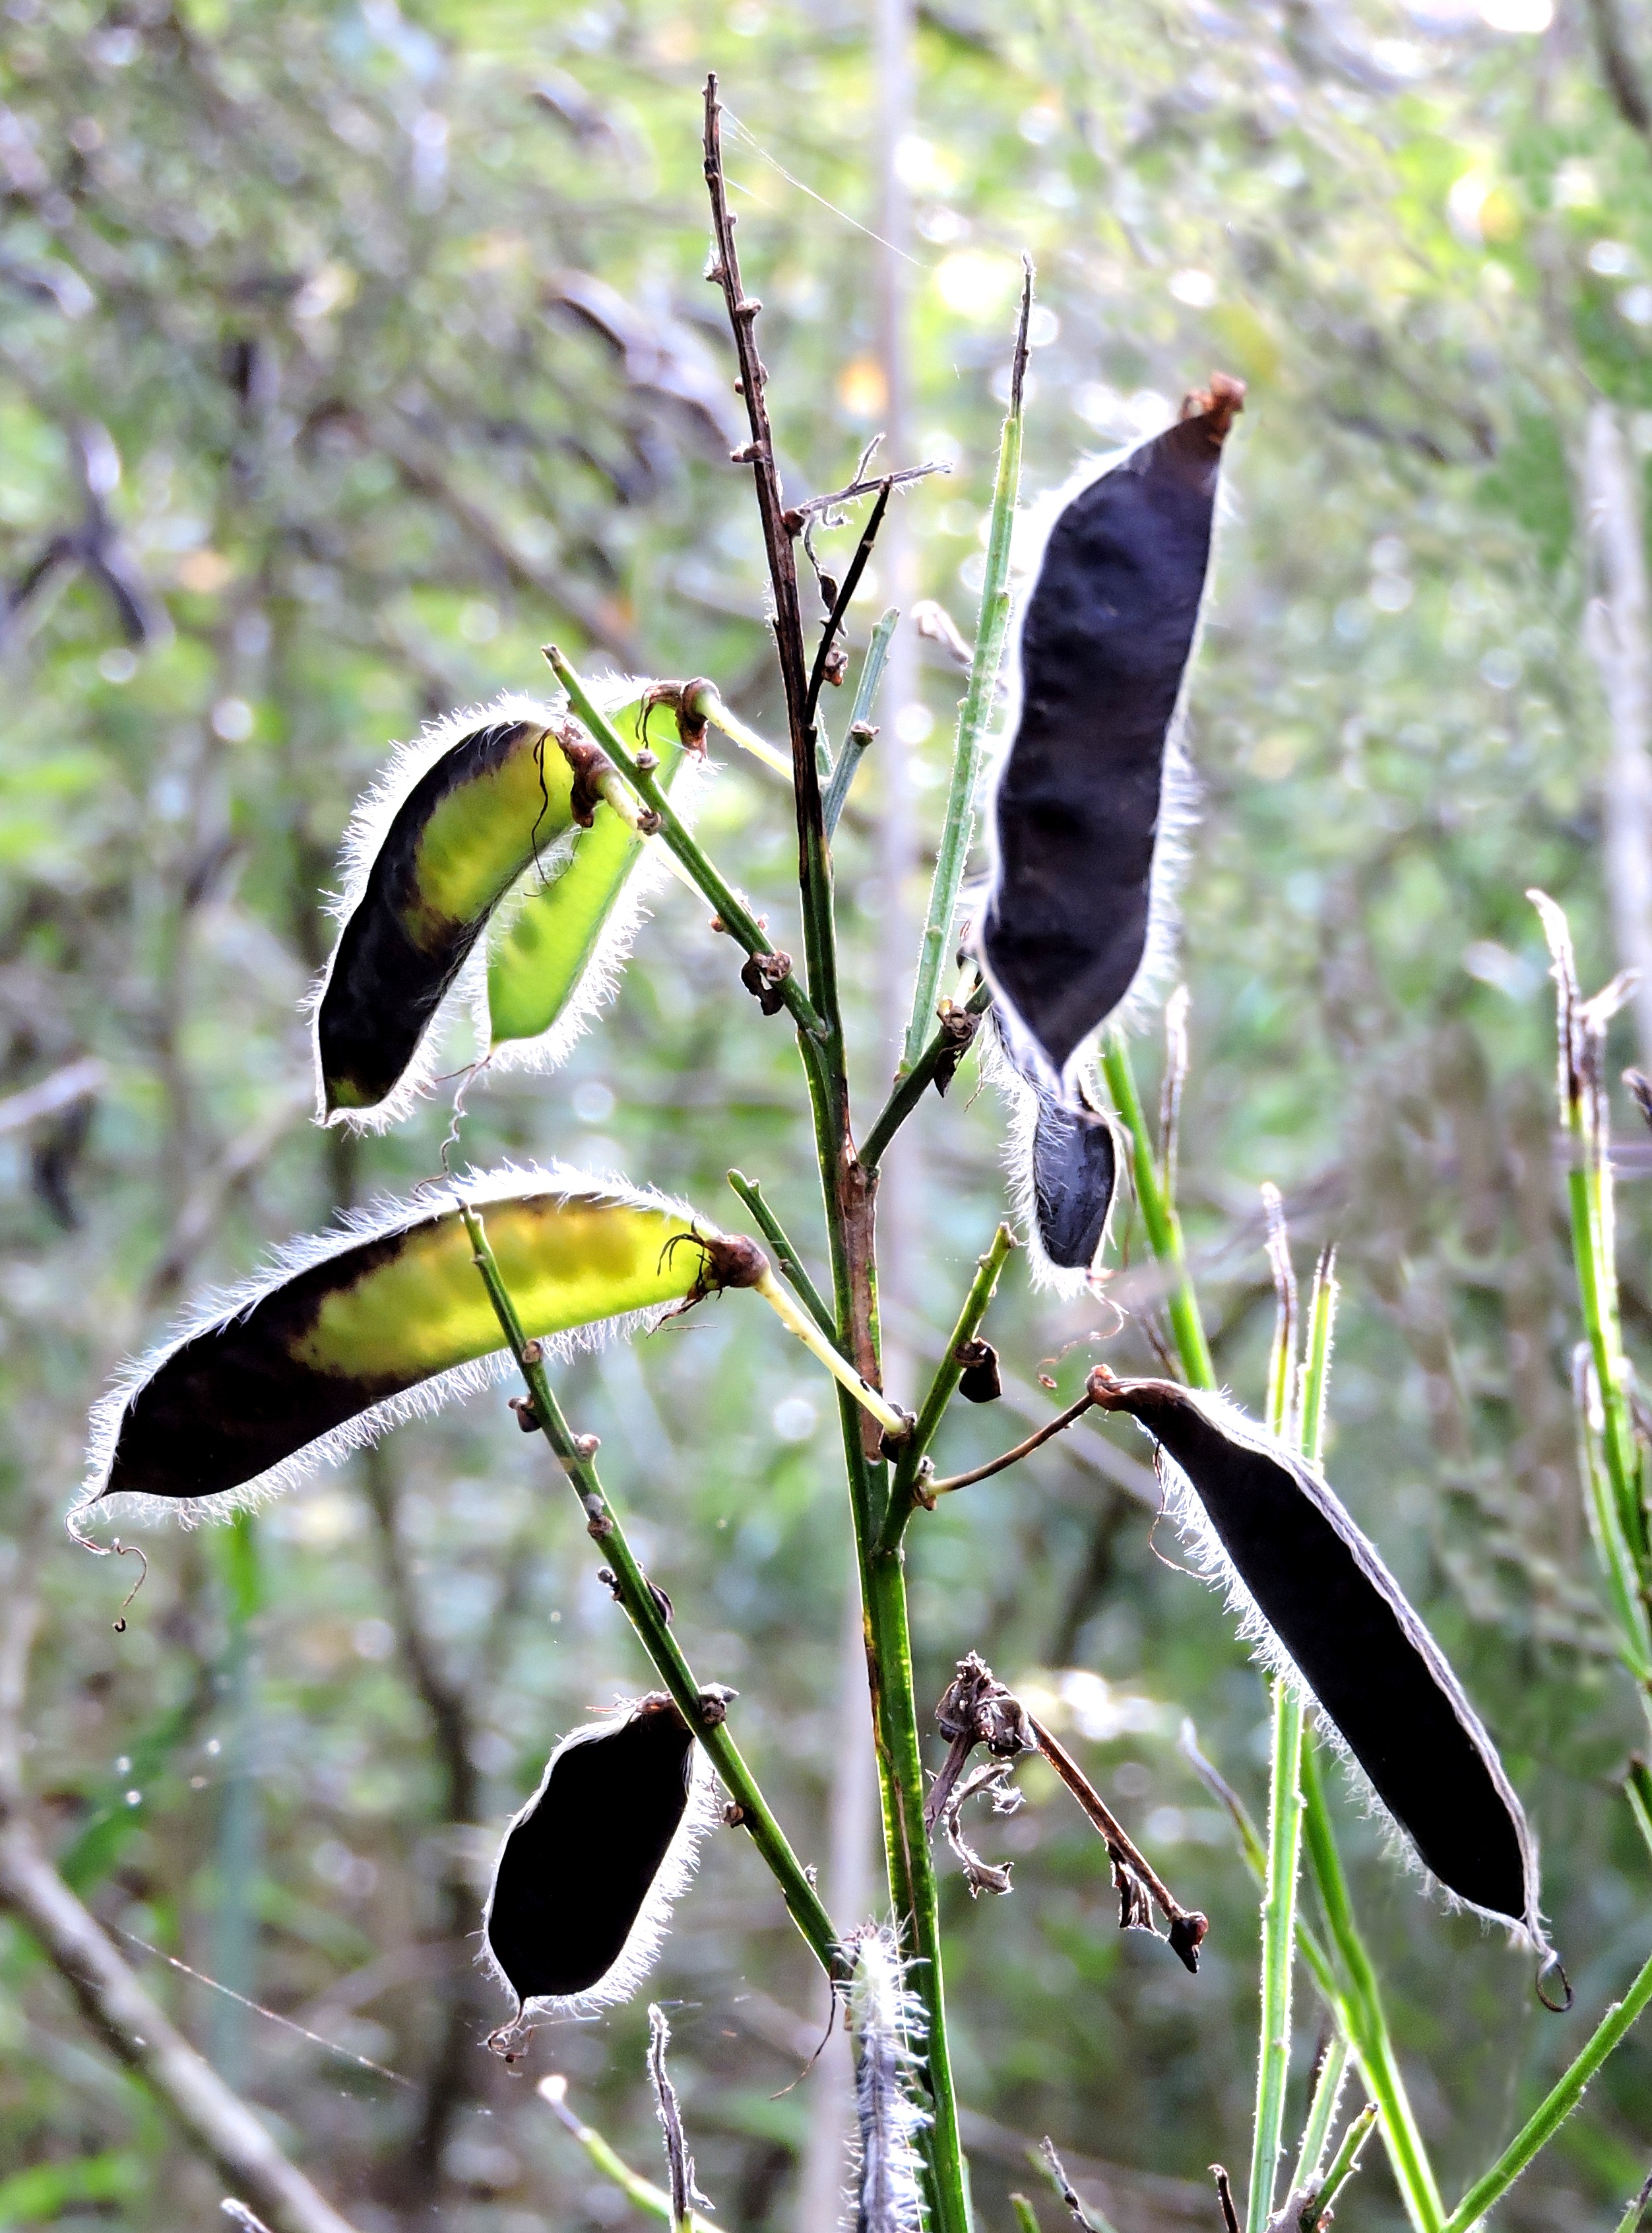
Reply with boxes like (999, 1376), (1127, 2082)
(955, 1340), (1002, 1404)
(980, 377), (1243, 1087)
(1090, 1374), (1544, 1944)
(483, 1693), (715, 2022)
(984, 1018), (1118, 1294)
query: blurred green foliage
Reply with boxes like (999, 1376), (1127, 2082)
(5, 0), (1652, 2228)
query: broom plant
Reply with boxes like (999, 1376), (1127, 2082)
(67, 76), (1652, 2233)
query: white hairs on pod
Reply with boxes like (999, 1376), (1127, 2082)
(974, 428), (1227, 1093)
(478, 1705), (722, 2028)
(976, 1013), (1118, 1298)
(1133, 1383), (1548, 1951)
(477, 745), (711, 1084)
(307, 690), (563, 1134)
(846, 1925), (929, 2233)
(76, 1160), (699, 1535)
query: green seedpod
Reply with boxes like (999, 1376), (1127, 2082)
(313, 692), (580, 1128)
(482, 689), (700, 1066)
(78, 1166), (746, 1524)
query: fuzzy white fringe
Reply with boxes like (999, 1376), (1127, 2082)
(1141, 1384), (1548, 1952)
(846, 1925), (929, 2233)
(974, 428), (1228, 1097)
(977, 1017), (1118, 1299)
(481, 1702), (722, 2028)
(75, 1160), (701, 1535)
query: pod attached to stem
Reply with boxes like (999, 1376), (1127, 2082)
(1089, 1371), (1544, 1943)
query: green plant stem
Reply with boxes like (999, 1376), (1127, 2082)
(1248, 1679), (1305, 2233)
(546, 645), (826, 1043)
(459, 1204), (844, 1986)
(1614, 2172), (1652, 2233)
(1439, 1942), (1652, 2232)
(864, 977), (993, 1173)
(880, 1223), (1017, 1553)
(1098, 1032), (1214, 1389)
(1009, 2196), (1042, 2233)
(1566, 1095), (1647, 1579)
(1300, 1742), (1444, 2233)
(1290, 2036), (1350, 2193)
(1108, 1037), (1438, 2233)
(901, 269), (1031, 1073)
(822, 607), (898, 839)
(1315, 2100), (1379, 2217)
(540, 2079), (716, 2233)
(725, 1169), (835, 1338)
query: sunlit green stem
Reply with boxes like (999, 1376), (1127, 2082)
(901, 271), (1031, 1072)
(1009, 2197), (1042, 2233)
(1300, 1741), (1444, 2233)
(880, 1222), (1017, 1553)
(1315, 2100), (1379, 2218)
(823, 607), (899, 839)
(1248, 1679), (1306, 2233)
(538, 2076), (716, 2233)
(460, 1204), (843, 1984)
(546, 645), (826, 1041)
(1098, 1031), (1214, 1388)
(1438, 1943), (1652, 2232)
(1290, 2035), (1350, 2195)
(1566, 1089), (1646, 1580)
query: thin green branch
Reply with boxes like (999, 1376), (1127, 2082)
(1289, 2036), (1350, 2196)
(459, 1204), (843, 1985)
(1299, 1743), (1444, 2233)
(823, 607), (898, 839)
(538, 2077), (716, 2233)
(545, 644), (827, 1043)
(901, 265), (1032, 1073)
(1010, 2197), (1042, 2233)
(1439, 1944), (1652, 2233)
(863, 977), (993, 1173)
(725, 1169), (835, 1338)
(1314, 2100), (1379, 2219)
(1248, 1246), (1335, 2231)
(1098, 1032), (1214, 1389)
(880, 1223), (1017, 1551)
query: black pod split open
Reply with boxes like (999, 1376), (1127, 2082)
(1091, 1376), (1542, 1943)
(484, 1693), (710, 2017)
(982, 378), (1243, 1087)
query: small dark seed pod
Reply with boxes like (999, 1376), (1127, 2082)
(955, 1340), (1002, 1404)
(980, 377), (1243, 1087)
(482, 1693), (716, 2023)
(1089, 1373), (1545, 1945)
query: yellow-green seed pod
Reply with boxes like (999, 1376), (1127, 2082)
(312, 693), (578, 1130)
(78, 1166), (735, 1526)
(483, 692), (699, 1066)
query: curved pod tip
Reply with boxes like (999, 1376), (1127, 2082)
(1089, 1371), (1545, 1947)
(980, 374), (1244, 1089)
(483, 1692), (722, 2034)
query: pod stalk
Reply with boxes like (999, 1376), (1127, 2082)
(753, 1268), (909, 1440)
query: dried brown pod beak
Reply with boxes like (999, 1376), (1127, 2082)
(1089, 1371), (1545, 1943)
